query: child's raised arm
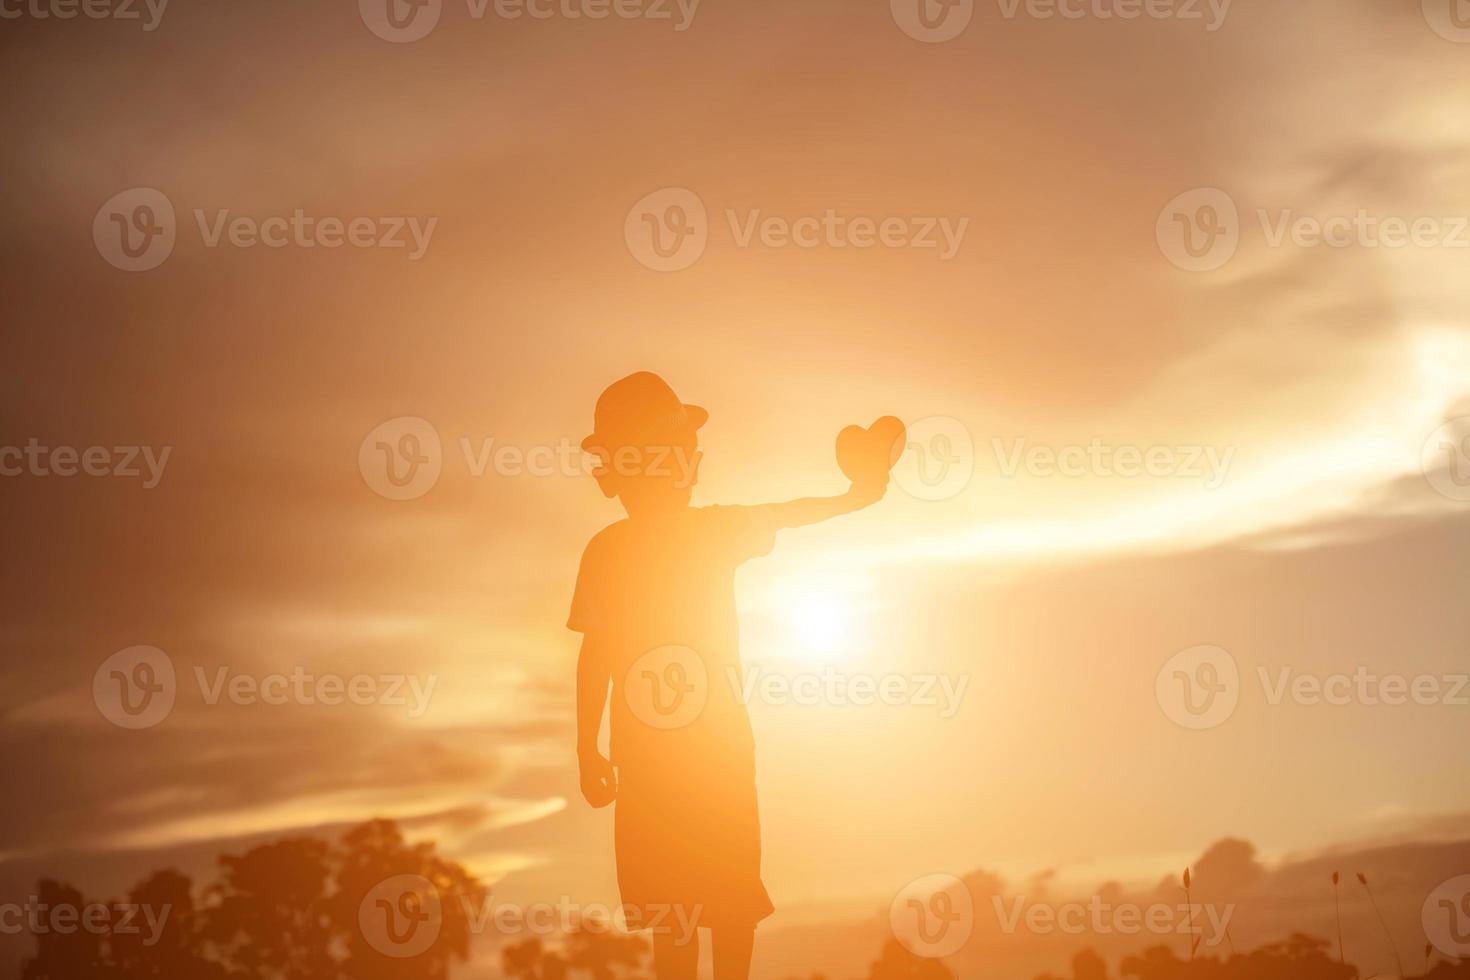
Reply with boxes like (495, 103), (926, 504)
(757, 477), (887, 530)
(758, 417), (905, 529)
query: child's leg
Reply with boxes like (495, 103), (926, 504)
(711, 925), (755, 980)
(652, 928), (700, 980)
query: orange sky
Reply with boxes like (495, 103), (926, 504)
(3, 0), (1470, 976)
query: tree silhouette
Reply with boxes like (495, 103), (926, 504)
(501, 924), (649, 980)
(21, 881), (108, 980)
(19, 819), (483, 980)
(561, 919), (649, 980)
(328, 819), (486, 980)
(114, 870), (226, 980)
(503, 936), (570, 980)
(867, 938), (956, 980)
(201, 837), (336, 979)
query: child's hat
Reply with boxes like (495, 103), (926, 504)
(581, 372), (708, 453)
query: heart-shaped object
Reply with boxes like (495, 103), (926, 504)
(836, 416), (907, 483)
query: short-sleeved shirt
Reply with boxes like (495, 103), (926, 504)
(568, 505), (778, 769)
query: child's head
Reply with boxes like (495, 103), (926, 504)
(581, 372), (705, 514)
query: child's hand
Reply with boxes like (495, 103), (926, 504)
(579, 750), (617, 809)
(847, 474), (888, 508)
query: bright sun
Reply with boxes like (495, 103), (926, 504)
(783, 589), (856, 660)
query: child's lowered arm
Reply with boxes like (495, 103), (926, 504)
(575, 634), (616, 808)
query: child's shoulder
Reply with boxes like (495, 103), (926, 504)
(583, 518), (631, 551)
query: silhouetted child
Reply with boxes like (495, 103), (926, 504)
(569, 372), (903, 980)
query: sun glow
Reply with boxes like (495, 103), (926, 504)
(753, 578), (871, 664)
(787, 589), (854, 658)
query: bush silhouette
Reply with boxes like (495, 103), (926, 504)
(1035, 933), (1470, 980)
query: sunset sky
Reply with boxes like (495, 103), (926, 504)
(3, 0), (1470, 976)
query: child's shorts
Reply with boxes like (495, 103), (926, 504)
(613, 747), (775, 932)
